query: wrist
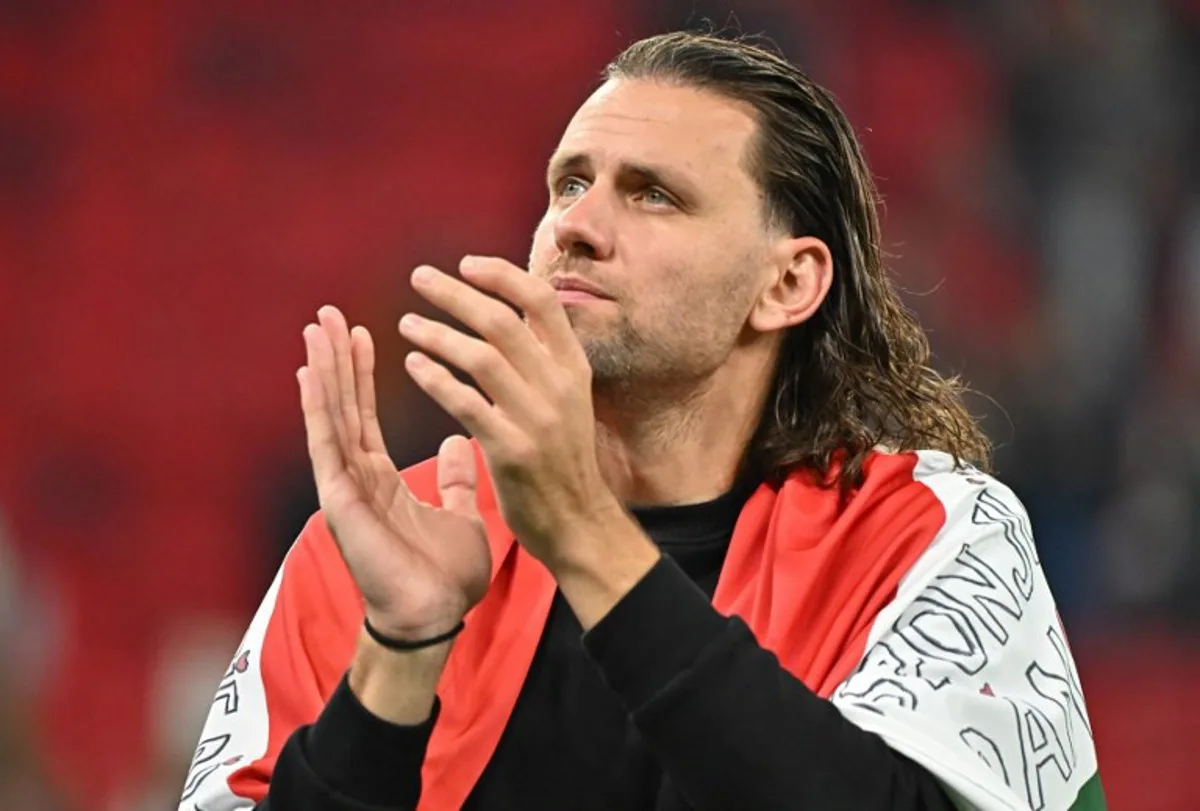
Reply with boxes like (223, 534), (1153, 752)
(349, 626), (452, 725)
(364, 603), (467, 643)
(547, 508), (662, 632)
(364, 616), (465, 651)
(538, 493), (633, 575)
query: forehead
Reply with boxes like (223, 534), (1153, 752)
(554, 79), (760, 190)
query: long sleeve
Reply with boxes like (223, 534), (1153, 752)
(582, 556), (958, 811)
(254, 678), (436, 811)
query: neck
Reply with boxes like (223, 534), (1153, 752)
(591, 348), (776, 507)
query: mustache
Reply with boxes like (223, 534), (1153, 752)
(540, 254), (606, 286)
(542, 254), (575, 277)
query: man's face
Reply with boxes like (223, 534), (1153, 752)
(529, 78), (777, 390)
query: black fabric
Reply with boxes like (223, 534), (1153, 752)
(259, 477), (958, 811)
(259, 674), (436, 810)
(580, 556), (957, 810)
(461, 480), (750, 809)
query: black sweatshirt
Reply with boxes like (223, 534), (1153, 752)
(257, 480), (958, 810)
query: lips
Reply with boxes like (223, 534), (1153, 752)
(549, 276), (612, 300)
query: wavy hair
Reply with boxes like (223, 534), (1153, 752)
(607, 31), (992, 491)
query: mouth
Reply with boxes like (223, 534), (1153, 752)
(555, 289), (610, 305)
(549, 276), (612, 303)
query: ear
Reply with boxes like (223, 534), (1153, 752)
(748, 236), (834, 333)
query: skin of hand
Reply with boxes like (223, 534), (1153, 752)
(398, 255), (661, 628)
(294, 251), (662, 726)
(298, 307), (495, 723)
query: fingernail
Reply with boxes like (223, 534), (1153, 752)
(412, 266), (435, 284)
(399, 313), (422, 332)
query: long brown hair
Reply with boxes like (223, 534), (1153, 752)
(607, 31), (992, 491)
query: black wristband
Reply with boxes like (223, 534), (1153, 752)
(363, 617), (465, 651)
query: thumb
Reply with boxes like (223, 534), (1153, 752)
(436, 434), (479, 516)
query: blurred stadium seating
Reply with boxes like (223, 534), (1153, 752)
(0, 1), (1196, 808)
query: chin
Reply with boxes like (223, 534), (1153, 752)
(562, 308), (602, 329)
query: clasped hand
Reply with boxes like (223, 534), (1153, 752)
(398, 256), (617, 567)
(299, 256), (651, 639)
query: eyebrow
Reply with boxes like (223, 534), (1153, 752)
(546, 151), (699, 205)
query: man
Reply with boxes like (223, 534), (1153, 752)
(182, 32), (1104, 811)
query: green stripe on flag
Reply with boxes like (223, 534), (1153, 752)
(1068, 773), (1106, 810)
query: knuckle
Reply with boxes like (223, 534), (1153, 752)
(434, 367), (464, 399)
(527, 406), (556, 435)
(550, 374), (575, 403)
(479, 306), (518, 339)
(530, 283), (557, 311)
(465, 344), (504, 377)
(417, 360), (450, 392)
(504, 436), (537, 468)
(534, 420), (562, 447)
(457, 392), (488, 422)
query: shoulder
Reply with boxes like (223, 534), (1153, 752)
(907, 450), (1024, 514)
(858, 449), (1030, 535)
(830, 458), (1094, 811)
(854, 449), (1041, 605)
(832, 449), (1035, 584)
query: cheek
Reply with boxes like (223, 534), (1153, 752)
(633, 270), (706, 332)
(645, 255), (752, 334)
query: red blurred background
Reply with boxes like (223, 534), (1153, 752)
(0, 1), (1197, 809)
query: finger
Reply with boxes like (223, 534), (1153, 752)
(317, 305), (362, 450)
(350, 326), (388, 455)
(436, 434), (479, 517)
(408, 265), (551, 383)
(297, 340), (346, 495)
(459, 256), (582, 363)
(306, 310), (348, 455)
(399, 313), (540, 416)
(405, 350), (512, 443)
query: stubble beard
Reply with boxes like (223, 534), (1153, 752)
(569, 308), (714, 406)
(567, 308), (644, 390)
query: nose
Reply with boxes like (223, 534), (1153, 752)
(552, 187), (615, 262)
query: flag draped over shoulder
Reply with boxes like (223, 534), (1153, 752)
(182, 447), (1104, 811)
(824, 453), (1104, 810)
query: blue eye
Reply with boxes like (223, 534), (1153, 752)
(559, 177), (587, 198)
(640, 187), (674, 207)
